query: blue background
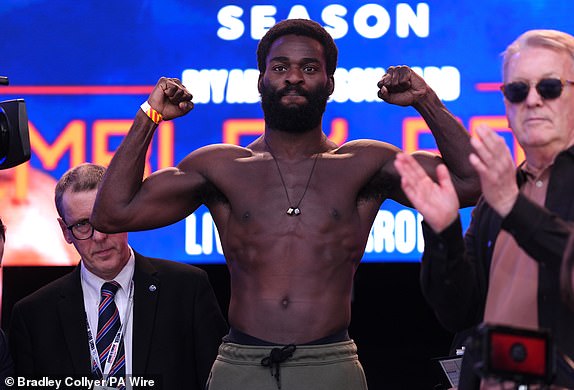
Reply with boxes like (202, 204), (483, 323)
(1, 0), (572, 264)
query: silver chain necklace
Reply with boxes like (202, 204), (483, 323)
(264, 138), (320, 216)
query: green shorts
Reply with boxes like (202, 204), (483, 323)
(205, 340), (368, 390)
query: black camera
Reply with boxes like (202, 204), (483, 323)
(0, 76), (31, 170)
(474, 324), (554, 385)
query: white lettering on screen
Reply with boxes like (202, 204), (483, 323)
(181, 66), (460, 103)
(186, 210), (424, 256)
(217, 3), (430, 41)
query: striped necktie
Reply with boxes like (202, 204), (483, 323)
(96, 281), (126, 387)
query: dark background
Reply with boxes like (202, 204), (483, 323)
(2, 262), (454, 389)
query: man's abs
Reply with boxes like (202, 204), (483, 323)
(228, 285), (352, 345)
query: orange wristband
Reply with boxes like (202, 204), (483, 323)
(140, 101), (163, 124)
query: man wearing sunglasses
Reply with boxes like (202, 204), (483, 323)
(8, 163), (228, 389)
(394, 29), (574, 388)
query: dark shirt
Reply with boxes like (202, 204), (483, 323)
(0, 329), (14, 390)
(420, 145), (574, 387)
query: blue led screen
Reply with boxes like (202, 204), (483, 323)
(0, 1), (571, 265)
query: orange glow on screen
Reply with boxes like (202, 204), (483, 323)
(3, 111), (524, 267)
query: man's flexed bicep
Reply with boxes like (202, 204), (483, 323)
(378, 66), (480, 207)
(118, 165), (209, 232)
(92, 139), (213, 234)
(92, 76), (197, 233)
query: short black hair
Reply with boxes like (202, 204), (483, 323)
(257, 19), (338, 77)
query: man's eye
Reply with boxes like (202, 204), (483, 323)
(74, 221), (91, 230)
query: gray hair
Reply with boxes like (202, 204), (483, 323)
(502, 29), (574, 80)
(54, 163), (106, 220)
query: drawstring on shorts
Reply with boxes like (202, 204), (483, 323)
(260, 344), (296, 389)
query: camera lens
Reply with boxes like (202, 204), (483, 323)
(510, 342), (527, 363)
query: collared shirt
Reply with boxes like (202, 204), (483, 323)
(484, 163), (551, 329)
(81, 247), (135, 375)
(420, 145), (574, 387)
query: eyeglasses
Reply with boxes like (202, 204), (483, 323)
(501, 78), (574, 103)
(66, 219), (95, 240)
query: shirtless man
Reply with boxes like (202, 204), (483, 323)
(92, 19), (479, 390)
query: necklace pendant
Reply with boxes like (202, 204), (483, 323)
(286, 207), (301, 216)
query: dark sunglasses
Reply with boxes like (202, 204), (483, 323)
(501, 78), (574, 103)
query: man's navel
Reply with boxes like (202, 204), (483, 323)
(280, 296), (290, 309)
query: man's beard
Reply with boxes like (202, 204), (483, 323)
(260, 83), (330, 134)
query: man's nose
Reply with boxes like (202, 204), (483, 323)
(524, 84), (544, 107)
(91, 229), (108, 241)
(285, 67), (304, 84)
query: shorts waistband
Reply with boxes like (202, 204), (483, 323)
(223, 327), (350, 346)
(217, 339), (358, 365)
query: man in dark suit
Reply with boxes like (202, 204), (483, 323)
(9, 163), (228, 390)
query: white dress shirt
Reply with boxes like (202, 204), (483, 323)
(81, 247), (135, 376)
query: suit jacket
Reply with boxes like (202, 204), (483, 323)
(8, 251), (228, 390)
(0, 329), (13, 390)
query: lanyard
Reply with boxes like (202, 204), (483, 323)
(86, 280), (134, 379)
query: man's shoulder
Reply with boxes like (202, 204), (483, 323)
(178, 143), (254, 176)
(330, 139), (401, 184)
(334, 139), (400, 160)
(134, 256), (214, 299)
(135, 254), (208, 279)
(12, 269), (78, 310)
(187, 143), (253, 161)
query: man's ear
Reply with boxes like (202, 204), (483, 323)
(58, 218), (73, 244)
(258, 74), (263, 94)
(328, 76), (335, 95)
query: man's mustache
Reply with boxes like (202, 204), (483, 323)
(278, 85), (308, 97)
